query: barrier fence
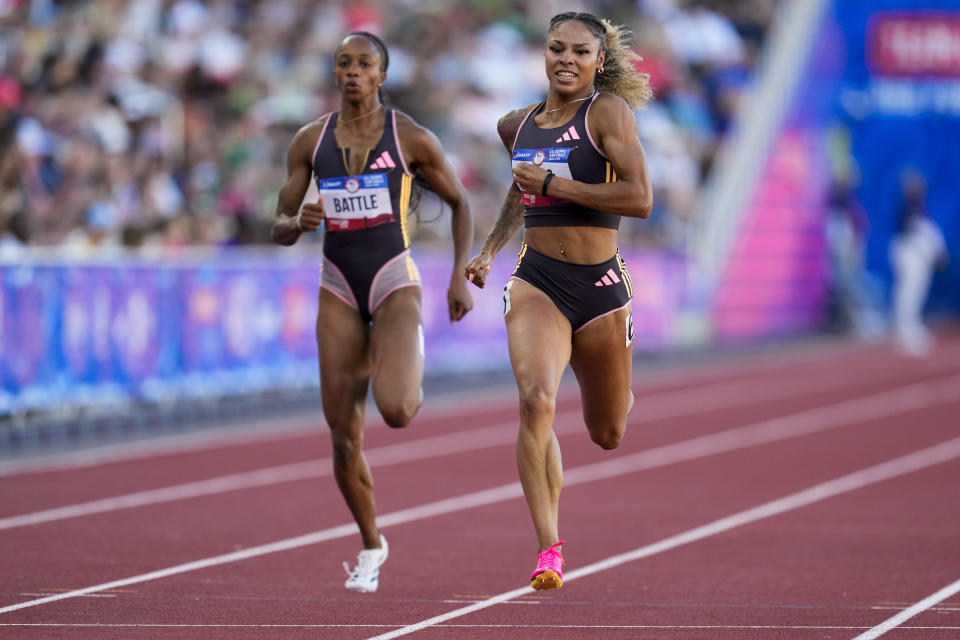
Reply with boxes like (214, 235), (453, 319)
(0, 247), (691, 417)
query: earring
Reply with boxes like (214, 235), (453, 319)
(598, 67), (604, 74)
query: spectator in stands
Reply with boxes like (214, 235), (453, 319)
(1, 0), (773, 249)
(270, 31), (474, 594)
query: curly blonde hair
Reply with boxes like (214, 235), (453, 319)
(548, 12), (653, 110)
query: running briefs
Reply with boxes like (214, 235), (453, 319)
(508, 243), (633, 333)
(321, 223), (421, 323)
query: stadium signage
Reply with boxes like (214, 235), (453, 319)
(868, 12), (960, 76)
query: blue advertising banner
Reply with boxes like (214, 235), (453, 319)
(0, 247), (690, 416)
(833, 0), (960, 313)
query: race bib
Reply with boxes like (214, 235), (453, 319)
(319, 173), (394, 231)
(512, 148), (573, 207)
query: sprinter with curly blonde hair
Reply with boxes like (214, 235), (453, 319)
(464, 11), (653, 590)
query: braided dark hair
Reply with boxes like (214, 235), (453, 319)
(548, 12), (653, 109)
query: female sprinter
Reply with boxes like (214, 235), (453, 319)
(464, 12), (653, 590)
(272, 32), (474, 593)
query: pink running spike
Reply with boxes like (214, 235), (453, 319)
(530, 540), (565, 590)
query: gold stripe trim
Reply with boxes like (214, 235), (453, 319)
(406, 254), (420, 281)
(340, 148), (373, 176)
(618, 253), (633, 297)
(513, 243), (528, 275)
(399, 173), (412, 248)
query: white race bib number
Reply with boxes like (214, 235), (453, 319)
(319, 173), (393, 231)
(512, 147), (573, 207)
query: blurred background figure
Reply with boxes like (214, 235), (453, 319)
(0, 0), (774, 250)
(824, 164), (881, 339)
(889, 168), (948, 357)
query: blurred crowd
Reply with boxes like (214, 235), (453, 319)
(0, 0), (776, 256)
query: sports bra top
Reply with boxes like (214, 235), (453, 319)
(511, 92), (620, 230)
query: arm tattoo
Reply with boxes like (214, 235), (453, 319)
(485, 186), (524, 252)
(497, 110), (527, 148)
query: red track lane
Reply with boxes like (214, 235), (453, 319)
(2, 338), (953, 516)
(1, 333), (959, 639)
(3, 398), (957, 639)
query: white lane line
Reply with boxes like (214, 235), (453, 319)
(851, 577), (960, 640)
(627, 352), (960, 424)
(2, 372), (959, 532)
(1, 623), (958, 630)
(0, 420), (524, 531)
(563, 374), (960, 485)
(0, 521), (357, 615)
(0, 385), (520, 478)
(0, 337), (913, 478)
(3, 390), (959, 617)
(364, 436), (960, 640)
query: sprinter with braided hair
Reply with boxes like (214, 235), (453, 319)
(464, 12), (653, 590)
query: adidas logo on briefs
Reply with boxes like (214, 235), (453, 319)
(594, 268), (621, 287)
(555, 126), (580, 143)
(370, 151), (396, 170)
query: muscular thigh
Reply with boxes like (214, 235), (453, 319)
(504, 278), (572, 396)
(369, 286), (424, 400)
(570, 306), (633, 425)
(317, 288), (370, 429)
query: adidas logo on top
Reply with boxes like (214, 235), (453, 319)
(555, 126), (580, 143)
(594, 268), (621, 287)
(370, 151), (396, 170)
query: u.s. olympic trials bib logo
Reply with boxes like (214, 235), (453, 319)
(319, 173), (393, 231)
(512, 147), (573, 206)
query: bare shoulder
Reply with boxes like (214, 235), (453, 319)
(300, 113), (332, 139)
(289, 114), (331, 157)
(590, 92), (632, 120)
(497, 104), (538, 150)
(588, 92), (637, 145)
(395, 110), (435, 142)
(394, 110), (446, 164)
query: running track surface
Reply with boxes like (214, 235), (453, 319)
(1, 332), (959, 639)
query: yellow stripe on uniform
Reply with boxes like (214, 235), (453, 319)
(513, 243), (528, 275)
(618, 253), (633, 297)
(606, 162), (618, 183)
(406, 254), (420, 282)
(399, 173), (412, 248)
